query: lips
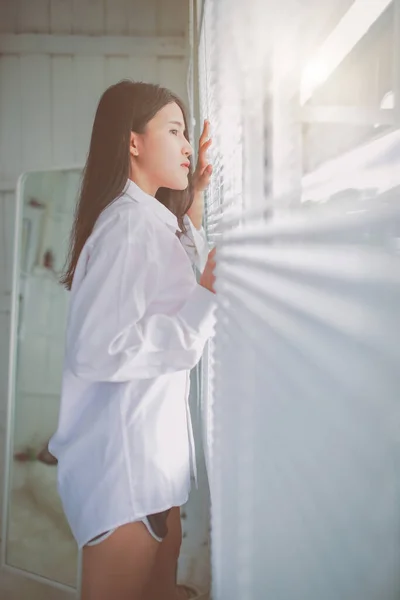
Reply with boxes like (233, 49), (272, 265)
(181, 162), (190, 168)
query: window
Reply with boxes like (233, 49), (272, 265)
(198, 1), (400, 598)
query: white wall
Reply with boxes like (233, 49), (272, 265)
(0, 0), (189, 186)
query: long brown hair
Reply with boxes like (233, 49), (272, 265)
(61, 80), (194, 290)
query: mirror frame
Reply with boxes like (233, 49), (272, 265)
(1, 167), (83, 595)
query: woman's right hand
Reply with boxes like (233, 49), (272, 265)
(200, 247), (216, 294)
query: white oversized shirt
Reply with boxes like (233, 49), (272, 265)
(48, 179), (215, 548)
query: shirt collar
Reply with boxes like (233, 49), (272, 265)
(124, 179), (179, 232)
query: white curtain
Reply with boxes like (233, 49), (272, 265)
(199, 1), (400, 598)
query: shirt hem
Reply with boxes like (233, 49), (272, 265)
(77, 495), (190, 549)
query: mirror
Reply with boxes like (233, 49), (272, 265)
(2, 168), (81, 589)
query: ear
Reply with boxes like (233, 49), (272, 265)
(129, 131), (139, 157)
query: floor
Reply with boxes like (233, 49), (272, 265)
(7, 486), (78, 587)
(3, 459), (78, 593)
(0, 570), (76, 600)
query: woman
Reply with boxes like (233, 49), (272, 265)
(48, 81), (216, 600)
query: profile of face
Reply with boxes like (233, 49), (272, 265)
(129, 102), (193, 195)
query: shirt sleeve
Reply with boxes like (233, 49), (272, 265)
(66, 213), (216, 382)
(179, 214), (210, 273)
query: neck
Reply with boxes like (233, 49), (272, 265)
(129, 168), (157, 197)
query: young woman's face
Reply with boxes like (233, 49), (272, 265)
(130, 102), (193, 195)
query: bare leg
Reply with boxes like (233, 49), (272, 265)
(143, 506), (185, 600)
(81, 521), (159, 600)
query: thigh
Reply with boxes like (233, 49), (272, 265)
(143, 507), (183, 600)
(81, 520), (160, 600)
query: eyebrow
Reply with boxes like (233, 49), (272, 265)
(168, 120), (185, 128)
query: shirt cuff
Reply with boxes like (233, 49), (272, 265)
(183, 215), (209, 272)
(178, 283), (216, 338)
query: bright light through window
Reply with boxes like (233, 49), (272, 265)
(301, 58), (330, 99)
(301, 0), (393, 105)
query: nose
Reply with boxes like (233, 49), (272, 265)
(182, 138), (193, 158)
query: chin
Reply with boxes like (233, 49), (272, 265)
(165, 177), (189, 191)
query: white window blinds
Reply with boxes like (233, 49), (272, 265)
(198, 1), (400, 599)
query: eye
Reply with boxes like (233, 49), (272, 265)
(170, 129), (179, 136)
